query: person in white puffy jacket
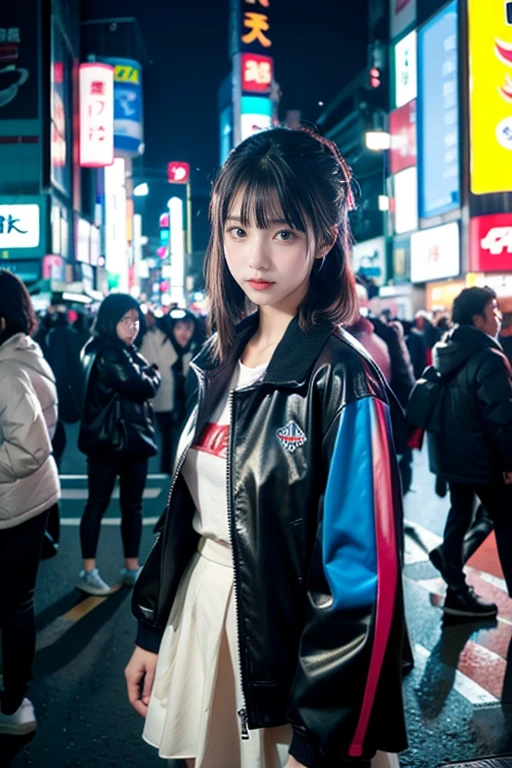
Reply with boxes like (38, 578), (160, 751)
(0, 270), (60, 737)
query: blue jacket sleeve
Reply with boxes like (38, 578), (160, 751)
(288, 396), (406, 764)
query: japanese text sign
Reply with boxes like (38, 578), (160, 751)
(168, 162), (190, 184)
(389, 100), (417, 174)
(468, 0), (512, 194)
(470, 214), (512, 271)
(418, 1), (460, 218)
(241, 53), (273, 93)
(410, 222), (460, 283)
(238, 0), (272, 54)
(0, 204), (40, 248)
(79, 63), (114, 168)
(394, 31), (417, 108)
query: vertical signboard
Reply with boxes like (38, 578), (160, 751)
(410, 222), (460, 283)
(79, 63), (114, 168)
(391, 0), (416, 40)
(230, 0), (273, 146)
(103, 58), (144, 156)
(468, 0), (512, 194)
(394, 31), (417, 108)
(418, 1), (459, 219)
(389, 100), (417, 174)
(0, 5), (38, 120)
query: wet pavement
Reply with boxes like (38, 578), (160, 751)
(0, 429), (511, 767)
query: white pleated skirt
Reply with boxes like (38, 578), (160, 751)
(142, 536), (399, 768)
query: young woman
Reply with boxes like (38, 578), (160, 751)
(78, 294), (160, 595)
(0, 271), (60, 735)
(140, 308), (197, 474)
(125, 128), (407, 768)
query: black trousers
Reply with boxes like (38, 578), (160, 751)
(443, 481), (512, 593)
(80, 457), (148, 560)
(0, 510), (49, 714)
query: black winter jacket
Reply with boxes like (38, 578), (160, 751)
(132, 314), (407, 767)
(428, 326), (512, 485)
(78, 338), (160, 458)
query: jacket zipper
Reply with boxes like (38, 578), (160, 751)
(156, 374), (205, 618)
(226, 390), (250, 741)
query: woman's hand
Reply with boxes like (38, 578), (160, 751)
(125, 646), (158, 717)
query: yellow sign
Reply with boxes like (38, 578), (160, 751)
(114, 65), (140, 84)
(468, 0), (512, 194)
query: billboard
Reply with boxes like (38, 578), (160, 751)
(241, 53), (273, 94)
(0, 203), (39, 248)
(389, 100), (417, 174)
(240, 95), (272, 142)
(394, 31), (417, 108)
(391, 0), (416, 40)
(352, 236), (387, 286)
(468, 0), (512, 194)
(418, 1), (459, 218)
(470, 213), (512, 272)
(410, 222), (460, 283)
(103, 58), (144, 156)
(79, 63), (114, 168)
(394, 166), (418, 234)
(0, 6), (38, 120)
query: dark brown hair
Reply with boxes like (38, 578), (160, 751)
(205, 127), (358, 361)
(0, 269), (36, 341)
(452, 286), (497, 326)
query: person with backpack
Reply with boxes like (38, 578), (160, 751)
(407, 286), (512, 619)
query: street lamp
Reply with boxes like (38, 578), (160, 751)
(365, 131), (391, 151)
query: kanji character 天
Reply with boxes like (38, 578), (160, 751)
(241, 12), (271, 48)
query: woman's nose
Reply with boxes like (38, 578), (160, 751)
(248, 243), (271, 271)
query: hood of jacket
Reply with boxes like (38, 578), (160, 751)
(433, 325), (501, 377)
(0, 333), (56, 385)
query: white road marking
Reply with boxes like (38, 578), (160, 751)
(59, 474), (169, 481)
(414, 643), (498, 705)
(403, 518), (442, 565)
(60, 516), (160, 526)
(61, 487), (162, 500)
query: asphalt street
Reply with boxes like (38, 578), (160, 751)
(1, 425), (511, 768)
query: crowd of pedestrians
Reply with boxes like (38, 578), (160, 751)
(1, 126), (512, 768)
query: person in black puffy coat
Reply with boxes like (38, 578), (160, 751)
(426, 287), (512, 619)
(78, 294), (160, 595)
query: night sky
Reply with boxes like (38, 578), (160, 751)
(82, 0), (369, 248)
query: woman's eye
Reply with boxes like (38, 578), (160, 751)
(276, 230), (295, 242)
(227, 227), (246, 239)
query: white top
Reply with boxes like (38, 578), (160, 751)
(182, 361), (267, 544)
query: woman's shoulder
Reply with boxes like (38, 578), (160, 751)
(316, 326), (388, 401)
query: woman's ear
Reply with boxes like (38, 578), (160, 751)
(316, 226), (339, 260)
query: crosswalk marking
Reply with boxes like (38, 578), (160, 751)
(60, 487), (162, 500)
(59, 474), (169, 481)
(60, 516), (160, 526)
(415, 643), (498, 705)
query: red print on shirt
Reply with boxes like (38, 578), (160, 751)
(193, 423), (229, 459)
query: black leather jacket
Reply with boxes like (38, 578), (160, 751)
(79, 337), (160, 458)
(132, 315), (407, 766)
(428, 326), (512, 485)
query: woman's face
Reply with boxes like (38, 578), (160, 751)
(173, 320), (194, 348)
(116, 309), (140, 345)
(223, 191), (325, 317)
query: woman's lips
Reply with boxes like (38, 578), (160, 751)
(247, 280), (275, 291)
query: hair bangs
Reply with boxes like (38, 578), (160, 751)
(221, 156), (309, 234)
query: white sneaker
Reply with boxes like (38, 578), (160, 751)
(120, 567), (142, 587)
(0, 698), (37, 735)
(77, 568), (111, 596)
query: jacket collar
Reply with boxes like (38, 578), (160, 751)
(192, 313), (335, 387)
